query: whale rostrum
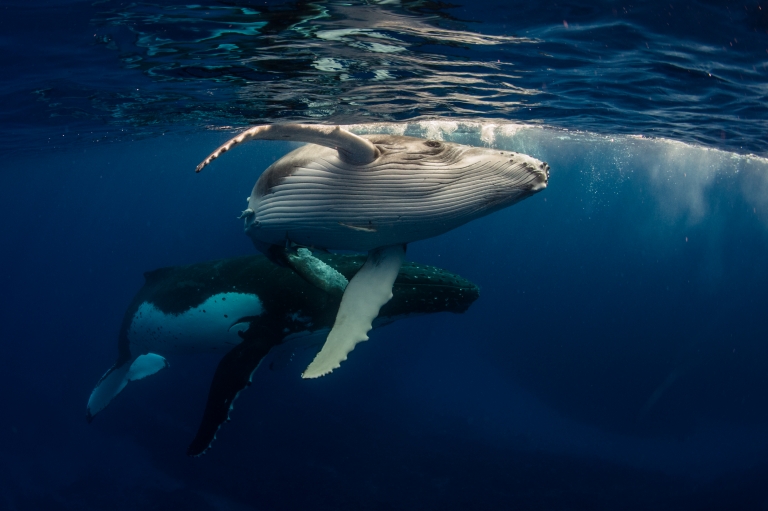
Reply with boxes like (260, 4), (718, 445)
(196, 124), (549, 378)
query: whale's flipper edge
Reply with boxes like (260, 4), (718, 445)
(187, 337), (275, 457)
(86, 353), (169, 422)
(302, 244), (406, 379)
(195, 124), (379, 173)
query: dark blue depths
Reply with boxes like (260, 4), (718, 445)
(1, 0), (768, 509)
(1, 130), (768, 510)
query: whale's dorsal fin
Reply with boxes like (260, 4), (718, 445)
(301, 244), (406, 379)
(195, 124), (380, 172)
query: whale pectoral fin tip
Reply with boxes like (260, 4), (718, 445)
(302, 359), (342, 379)
(86, 353), (168, 421)
(188, 339), (275, 456)
(302, 245), (405, 378)
(196, 157), (213, 172)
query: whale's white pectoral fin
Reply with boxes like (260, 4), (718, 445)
(126, 353), (169, 380)
(302, 245), (406, 379)
(195, 124), (379, 172)
(86, 353), (169, 421)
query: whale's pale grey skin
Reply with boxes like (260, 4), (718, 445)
(196, 124), (548, 378)
(87, 252), (479, 456)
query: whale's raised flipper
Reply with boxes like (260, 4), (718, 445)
(302, 245), (406, 379)
(87, 353), (169, 422)
(195, 124), (379, 173)
(187, 333), (277, 457)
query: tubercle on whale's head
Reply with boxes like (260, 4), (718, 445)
(531, 160), (550, 191)
(366, 137), (550, 201)
(498, 150), (549, 192)
(506, 157), (548, 204)
(455, 146), (549, 210)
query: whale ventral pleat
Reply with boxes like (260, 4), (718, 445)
(255, 151), (315, 197)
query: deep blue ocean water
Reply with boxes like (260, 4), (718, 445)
(2, 1), (768, 509)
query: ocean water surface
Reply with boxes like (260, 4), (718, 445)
(2, 1), (768, 509)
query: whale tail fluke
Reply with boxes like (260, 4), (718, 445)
(86, 353), (169, 422)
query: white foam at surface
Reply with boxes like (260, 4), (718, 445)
(480, 123), (497, 146)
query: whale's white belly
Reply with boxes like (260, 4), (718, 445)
(247, 159), (510, 251)
(128, 292), (263, 355)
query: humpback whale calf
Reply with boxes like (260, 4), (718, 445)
(196, 124), (548, 378)
(87, 251), (479, 456)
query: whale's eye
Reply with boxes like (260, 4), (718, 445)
(424, 140), (442, 148)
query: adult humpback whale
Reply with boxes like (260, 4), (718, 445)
(87, 251), (479, 456)
(196, 124), (548, 378)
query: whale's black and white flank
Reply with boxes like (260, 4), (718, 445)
(87, 251), (479, 456)
(196, 124), (548, 378)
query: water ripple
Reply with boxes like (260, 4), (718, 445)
(3, 0), (767, 155)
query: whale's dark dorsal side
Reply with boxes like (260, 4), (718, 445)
(88, 252), (479, 455)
